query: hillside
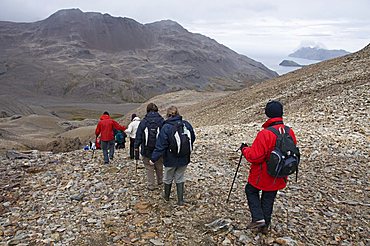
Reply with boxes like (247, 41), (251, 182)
(0, 44), (368, 245)
(185, 44), (369, 127)
(0, 8), (277, 112)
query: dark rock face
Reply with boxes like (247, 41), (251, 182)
(289, 47), (350, 61)
(0, 9), (277, 104)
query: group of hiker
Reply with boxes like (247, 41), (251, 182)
(94, 100), (299, 235)
(95, 103), (196, 206)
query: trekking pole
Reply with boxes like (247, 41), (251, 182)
(226, 143), (247, 203)
(134, 149), (139, 173)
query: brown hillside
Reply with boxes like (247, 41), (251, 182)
(185, 44), (369, 127)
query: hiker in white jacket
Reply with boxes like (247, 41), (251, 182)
(125, 114), (141, 160)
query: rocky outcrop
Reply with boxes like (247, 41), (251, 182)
(279, 60), (304, 67)
(46, 137), (82, 153)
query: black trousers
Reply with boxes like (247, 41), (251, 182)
(130, 138), (139, 160)
(245, 183), (277, 226)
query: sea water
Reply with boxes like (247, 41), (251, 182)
(248, 53), (320, 75)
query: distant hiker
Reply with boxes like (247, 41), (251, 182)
(241, 100), (298, 234)
(95, 111), (126, 164)
(150, 106), (195, 206)
(114, 129), (127, 149)
(134, 103), (165, 190)
(125, 113), (141, 160)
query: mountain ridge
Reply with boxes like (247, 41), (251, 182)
(0, 8), (277, 107)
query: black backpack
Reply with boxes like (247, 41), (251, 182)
(266, 126), (300, 181)
(143, 120), (160, 155)
(168, 121), (192, 157)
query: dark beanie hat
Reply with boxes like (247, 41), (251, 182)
(131, 113), (137, 121)
(265, 100), (283, 118)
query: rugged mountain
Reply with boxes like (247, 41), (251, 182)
(0, 8), (277, 109)
(288, 46), (350, 60)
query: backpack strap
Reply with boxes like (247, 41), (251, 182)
(267, 125), (291, 135)
(284, 126), (291, 134)
(267, 126), (281, 136)
(282, 125), (299, 182)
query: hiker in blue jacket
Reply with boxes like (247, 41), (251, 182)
(134, 103), (165, 190)
(150, 106), (196, 206)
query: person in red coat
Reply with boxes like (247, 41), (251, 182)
(242, 100), (297, 234)
(95, 111), (126, 164)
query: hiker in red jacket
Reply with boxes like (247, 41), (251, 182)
(242, 100), (297, 234)
(95, 111), (126, 164)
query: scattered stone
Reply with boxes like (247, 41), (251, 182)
(149, 238), (164, 245)
(205, 218), (232, 232)
(275, 237), (297, 245)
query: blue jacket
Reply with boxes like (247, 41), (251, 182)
(151, 115), (196, 167)
(134, 111), (164, 158)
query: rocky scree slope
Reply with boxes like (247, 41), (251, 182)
(0, 8), (277, 107)
(183, 44), (370, 244)
(0, 46), (368, 245)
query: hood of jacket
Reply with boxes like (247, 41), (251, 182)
(144, 111), (164, 125)
(100, 114), (111, 120)
(164, 115), (183, 125)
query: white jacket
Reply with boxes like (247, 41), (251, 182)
(125, 117), (141, 138)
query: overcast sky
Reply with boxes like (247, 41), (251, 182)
(1, 0), (369, 57)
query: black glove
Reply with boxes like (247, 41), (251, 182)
(240, 142), (248, 150)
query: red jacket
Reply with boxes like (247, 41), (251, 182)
(95, 114), (126, 141)
(242, 117), (297, 191)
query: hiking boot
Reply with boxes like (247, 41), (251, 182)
(104, 161), (109, 165)
(259, 225), (269, 235)
(147, 186), (155, 191)
(176, 182), (185, 206)
(246, 220), (266, 229)
(163, 183), (171, 201)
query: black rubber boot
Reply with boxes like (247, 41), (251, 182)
(176, 182), (185, 206)
(163, 183), (171, 201)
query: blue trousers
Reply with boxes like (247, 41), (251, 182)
(245, 183), (277, 226)
(101, 140), (115, 163)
